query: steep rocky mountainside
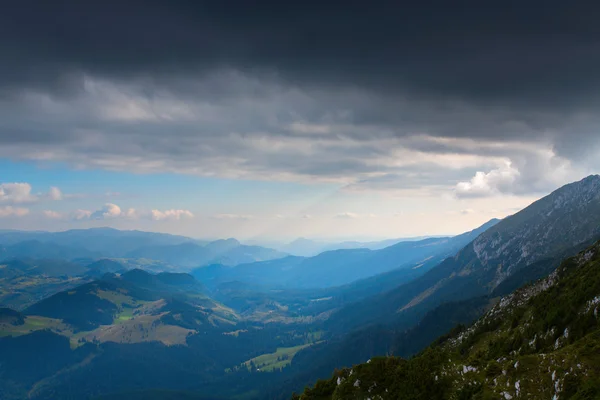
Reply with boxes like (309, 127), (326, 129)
(328, 175), (600, 333)
(471, 174), (600, 287)
(296, 239), (600, 399)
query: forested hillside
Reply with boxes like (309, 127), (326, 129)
(295, 240), (600, 399)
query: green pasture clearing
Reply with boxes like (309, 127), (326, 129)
(242, 342), (322, 372)
(0, 316), (69, 338)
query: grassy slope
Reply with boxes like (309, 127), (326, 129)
(295, 240), (600, 400)
(243, 342), (321, 372)
(0, 315), (70, 338)
(2, 273), (239, 348)
(0, 274), (91, 310)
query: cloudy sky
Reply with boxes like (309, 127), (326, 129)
(1, 1), (599, 240)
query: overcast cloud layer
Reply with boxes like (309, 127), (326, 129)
(1, 0), (599, 200)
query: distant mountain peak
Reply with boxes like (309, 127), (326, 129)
(86, 259), (124, 275)
(552, 173), (600, 198)
(120, 268), (153, 282)
(212, 238), (241, 245)
(482, 217), (501, 226)
(580, 173), (600, 182)
(289, 237), (316, 244)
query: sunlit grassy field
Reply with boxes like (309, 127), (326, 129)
(242, 342), (322, 372)
(0, 315), (69, 337)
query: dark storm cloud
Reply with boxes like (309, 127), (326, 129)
(2, 0), (600, 105)
(0, 0), (599, 195)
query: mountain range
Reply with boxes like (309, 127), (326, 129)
(271, 175), (600, 396)
(327, 175), (600, 334)
(1, 175), (599, 399)
(0, 229), (286, 270)
(193, 219), (498, 290)
(0, 228), (201, 256)
(271, 236), (444, 257)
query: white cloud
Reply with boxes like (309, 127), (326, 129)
(43, 210), (64, 219)
(0, 182), (37, 204)
(152, 209), (194, 221)
(455, 162), (521, 198)
(72, 209), (92, 220)
(334, 212), (378, 219)
(211, 213), (253, 220)
(123, 208), (138, 218)
(63, 205), (191, 221)
(335, 212), (359, 219)
(0, 206), (29, 218)
(0, 183), (72, 205)
(48, 186), (63, 200)
(90, 203), (122, 220)
(460, 209), (476, 215)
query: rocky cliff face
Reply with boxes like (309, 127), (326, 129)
(394, 175), (600, 313)
(469, 174), (600, 287)
(301, 176), (600, 362)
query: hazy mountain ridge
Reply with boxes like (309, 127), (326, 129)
(85, 259), (127, 277)
(0, 229), (287, 270)
(126, 240), (287, 268)
(194, 219), (498, 290)
(276, 236), (444, 257)
(0, 227), (202, 251)
(0, 240), (100, 261)
(0, 221), (494, 319)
